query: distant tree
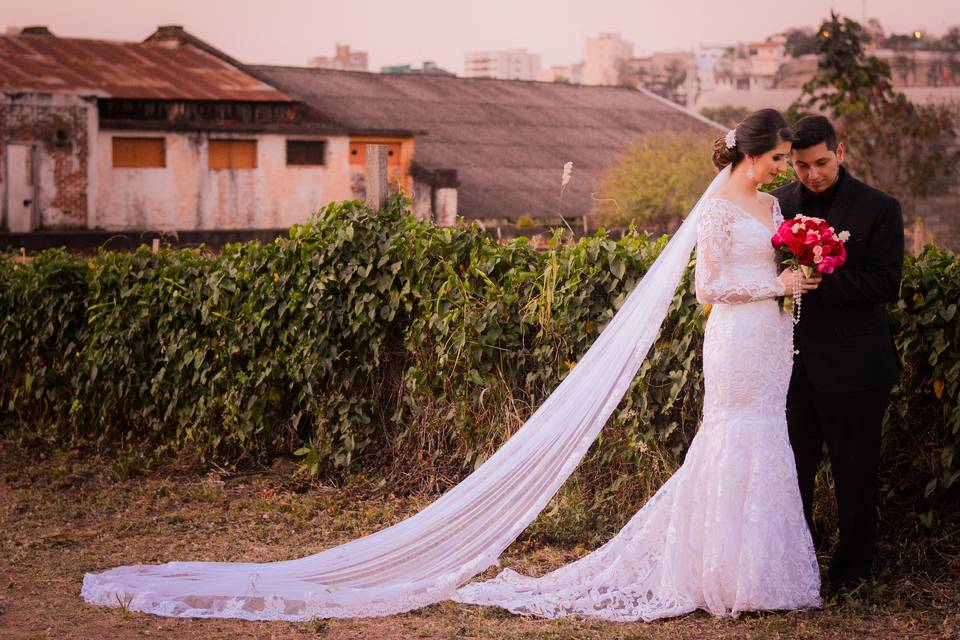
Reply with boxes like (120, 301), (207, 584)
(593, 131), (716, 232)
(864, 18), (886, 46)
(699, 106), (750, 129)
(784, 28), (819, 57)
(927, 57), (945, 86)
(632, 60), (690, 105)
(662, 59), (688, 103)
(792, 12), (960, 205)
(793, 12), (894, 118)
(616, 60), (636, 89)
(892, 53), (915, 84)
(932, 26), (960, 83)
(885, 30), (934, 52)
(933, 26), (960, 53)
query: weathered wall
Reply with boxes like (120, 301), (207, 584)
(1, 93), (93, 229)
(910, 191), (960, 252)
(904, 135), (960, 252)
(93, 130), (354, 230)
(347, 135), (415, 204)
(411, 178), (434, 222)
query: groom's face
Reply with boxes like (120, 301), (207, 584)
(790, 142), (845, 193)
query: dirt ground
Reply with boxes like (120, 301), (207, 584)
(1, 441), (957, 640)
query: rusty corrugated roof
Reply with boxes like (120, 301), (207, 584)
(0, 33), (291, 102)
(254, 66), (723, 220)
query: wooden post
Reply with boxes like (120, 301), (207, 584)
(364, 144), (388, 211)
(151, 238), (160, 253)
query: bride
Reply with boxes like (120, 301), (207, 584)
(82, 108), (824, 622)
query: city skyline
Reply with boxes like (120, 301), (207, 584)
(4, 0), (959, 75)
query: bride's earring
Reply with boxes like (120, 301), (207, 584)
(747, 164), (755, 181)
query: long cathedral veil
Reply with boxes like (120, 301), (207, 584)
(81, 166), (732, 621)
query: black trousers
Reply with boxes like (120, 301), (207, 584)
(786, 358), (891, 589)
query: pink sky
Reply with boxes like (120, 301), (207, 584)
(5, 0), (959, 73)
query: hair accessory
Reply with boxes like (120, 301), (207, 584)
(724, 128), (737, 149)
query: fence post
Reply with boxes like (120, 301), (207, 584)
(364, 144), (388, 211)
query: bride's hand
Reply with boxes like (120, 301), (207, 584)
(778, 268), (822, 293)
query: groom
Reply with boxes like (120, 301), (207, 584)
(772, 115), (904, 593)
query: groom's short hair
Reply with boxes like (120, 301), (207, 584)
(790, 116), (839, 152)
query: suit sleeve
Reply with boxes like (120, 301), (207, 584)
(817, 197), (904, 306)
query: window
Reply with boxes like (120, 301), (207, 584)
(112, 137), (165, 168)
(286, 140), (327, 166)
(349, 141), (401, 166)
(209, 139), (257, 170)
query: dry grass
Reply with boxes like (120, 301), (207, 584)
(1, 440), (957, 640)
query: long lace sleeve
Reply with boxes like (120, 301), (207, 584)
(695, 202), (786, 305)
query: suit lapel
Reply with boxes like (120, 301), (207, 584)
(778, 182), (803, 220)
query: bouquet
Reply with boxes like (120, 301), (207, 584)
(771, 214), (849, 323)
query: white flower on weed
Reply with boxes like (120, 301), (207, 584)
(561, 161), (574, 189)
(837, 230), (851, 242)
(556, 161), (576, 236)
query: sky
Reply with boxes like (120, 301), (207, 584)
(4, 0), (960, 74)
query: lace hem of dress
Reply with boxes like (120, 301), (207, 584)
(81, 552), (500, 620)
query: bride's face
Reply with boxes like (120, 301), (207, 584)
(746, 140), (792, 185)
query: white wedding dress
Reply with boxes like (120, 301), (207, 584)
(453, 197), (821, 620)
(81, 169), (820, 622)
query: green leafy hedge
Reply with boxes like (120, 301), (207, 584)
(1, 197), (957, 545)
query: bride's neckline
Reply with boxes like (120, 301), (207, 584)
(707, 197), (777, 234)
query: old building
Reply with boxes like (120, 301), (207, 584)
(2, 25), (722, 245)
(538, 63), (584, 84)
(695, 45), (734, 92)
(775, 49), (960, 90)
(253, 65), (722, 227)
(582, 33), (634, 86)
(381, 61), (455, 76)
(0, 26), (356, 237)
(464, 49), (542, 81)
(308, 43), (368, 72)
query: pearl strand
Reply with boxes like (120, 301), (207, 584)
(792, 268), (801, 356)
(793, 268), (802, 325)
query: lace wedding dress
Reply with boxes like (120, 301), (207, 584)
(453, 197), (821, 620)
(81, 169), (820, 622)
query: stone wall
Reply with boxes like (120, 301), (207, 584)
(1, 93), (93, 229)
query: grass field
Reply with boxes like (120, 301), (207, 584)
(1, 442), (956, 640)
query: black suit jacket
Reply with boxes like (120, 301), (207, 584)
(772, 173), (904, 393)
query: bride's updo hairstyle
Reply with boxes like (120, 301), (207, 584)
(712, 108), (795, 170)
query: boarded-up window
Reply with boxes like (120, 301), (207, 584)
(209, 140), (257, 170)
(349, 141), (401, 166)
(287, 140), (326, 166)
(112, 137), (165, 168)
